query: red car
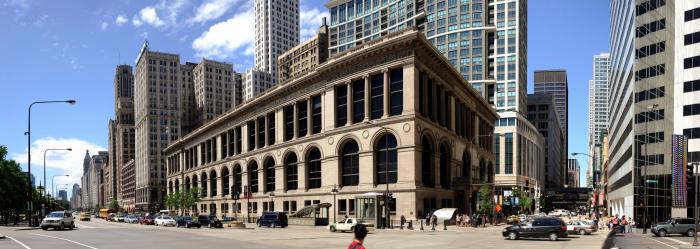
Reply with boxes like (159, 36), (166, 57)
(139, 215), (155, 225)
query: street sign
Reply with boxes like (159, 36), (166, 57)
(646, 179), (658, 184)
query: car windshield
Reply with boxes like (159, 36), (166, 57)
(161, 216), (172, 219)
(48, 212), (63, 218)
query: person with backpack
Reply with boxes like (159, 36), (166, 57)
(348, 224), (368, 249)
(621, 215), (628, 233)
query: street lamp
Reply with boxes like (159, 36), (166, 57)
(52, 174), (69, 206)
(331, 185), (339, 223)
(572, 152), (598, 221)
(642, 103), (658, 234)
(690, 162), (700, 247)
(26, 99), (76, 226)
(363, 120), (391, 229)
(43, 148), (72, 217)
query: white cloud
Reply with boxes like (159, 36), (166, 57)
(133, 6), (165, 27)
(100, 21), (108, 30)
(300, 7), (329, 40)
(192, 8), (254, 60)
(187, 0), (237, 24)
(115, 15), (128, 26)
(11, 137), (106, 195)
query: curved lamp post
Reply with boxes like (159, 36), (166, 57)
(43, 148), (71, 217)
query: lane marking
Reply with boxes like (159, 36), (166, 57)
(663, 237), (690, 245)
(32, 233), (98, 249)
(647, 236), (680, 249)
(6, 236), (32, 249)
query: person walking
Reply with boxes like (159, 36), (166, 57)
(348, 224), (369, 249)
(621, 216), (628, 233)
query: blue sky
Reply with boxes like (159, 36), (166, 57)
(0, 0), (609, 196)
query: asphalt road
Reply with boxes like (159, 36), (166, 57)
(0, 219), (609, 249)
(609, 229), (700, 249)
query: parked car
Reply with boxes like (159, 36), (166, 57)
(115, 214), (125, 222)
(41, 211), (75, 230)
(155, 215), (176, 226)
(652, 218), (697, 237)
(198, 215), (223, 228)
(79, 212), (91, 221)
(566, 220), (596, 235)
(107, 213), (116, 221)
(502, 217), (568, 241)
(124, 215), (139, 223)
(328, 218), (374, 233)
(256, 212), (288, 228)
(140, 215), (156, 225)
(176, 216), (201, 228)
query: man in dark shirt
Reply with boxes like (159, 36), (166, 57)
(348, 224), (368, 249)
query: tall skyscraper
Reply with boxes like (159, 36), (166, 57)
(58, 190), (68, 201)
(589, 53), (610, 148)
(243, 69), (273, 102)
(134, 42), (182, 211)
(80, 150), (91, 209)
(566, 158), (580, 188)
(534, 70), (568, 138)
(527, 93), (565, 189)
(608, 0), (700, 222)
(193, 59), (239, 125)
(327, 0), (544, 201)
(254, 0), (300, 85)
(109, 65), (136, 208)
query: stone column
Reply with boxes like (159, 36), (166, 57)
(264, 114), (269, 147)
(403, 64), (416, 115)
(359, 151), (374, 187)
(275, 161), (284, 192)
(293, 102), (298, 139)
(298, 161), (307, 190)
(307, 97), (312, 135)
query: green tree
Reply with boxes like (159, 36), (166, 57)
(0, 145), (36, 224)
(108, 199), (119, 212)
(514, 188), (533, 214)
(477, 185), (493, 214)
(180, 187), (202, 214)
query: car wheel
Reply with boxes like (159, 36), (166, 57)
(548, 232), (559, 241)
(69, 222), (74, 230)
(59, 222), (65, 230)
(689, 229), (696, 237)
(41, 227), (48, 230)
(330, 226), (336, 233)
(257, 223), (261, 227)
(208, 224), (212, 228)
(186, 224), (189, 228)
(658, 229), (667, 237)
(272, 223), (277, 228)
(508, 231), (518, 240)
(579, 229), (585, 236)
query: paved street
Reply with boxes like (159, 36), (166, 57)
(0, 219), (608, 249)
(609, 230), (700, 249)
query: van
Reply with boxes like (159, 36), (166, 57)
(256, 212), (288, 228)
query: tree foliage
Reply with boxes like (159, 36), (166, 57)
(0, 145), (40, 224)
(514, 188), (534, 214)
(165, 188), (201, 215)
(477, 185), (493, 214)
(108, 198), (119, 212)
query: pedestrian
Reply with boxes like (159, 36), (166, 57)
(621, 216), (628, 233)
(400, 215), (406, 229)
(465, 214), (470, 227)
(348, 224), (368, 249)
(630, 218), (635, 233)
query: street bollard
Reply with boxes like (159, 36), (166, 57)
(408, 221), (413, 230)
(420, 220), (424, 230)
(432, 221), (436, 231)
(443, 220), (447, 230)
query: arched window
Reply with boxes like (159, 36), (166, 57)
(285, 153), (298, 190)
(221, 167), (230, 196)
(307, 147), (322, 189)
(341, 139), (360, 187)
(462, 152), (471, 179)
(174, 179), (180, 193)
(168, 181), (173, 194)
(375, 133), (398, 184)
(479, 159), (486, 182)
(185, 176), (191, 192)
(488, 162), (494, 183)
(234, 164), (242, 195)
(192, 175), (198, 190)
(249, 161), (258, 193)
(439, 143), (451, 189)
(201, 172), (208, 197)
(421, 137), (434, 187)
(264, 157), (275, 192)
(210, 170), (218, 197)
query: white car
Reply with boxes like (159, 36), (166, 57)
(328, 218), (374, 233)
(41, 211), (75, 230)
(155, 216), (176, 226)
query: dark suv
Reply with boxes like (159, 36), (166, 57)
(198, 215), (223, 228)
(502, 217), (568, 241)
(257, 212), (288, 228)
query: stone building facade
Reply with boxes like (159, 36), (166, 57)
(278, 18), (329, 85)
(165, 29), (497, 221)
